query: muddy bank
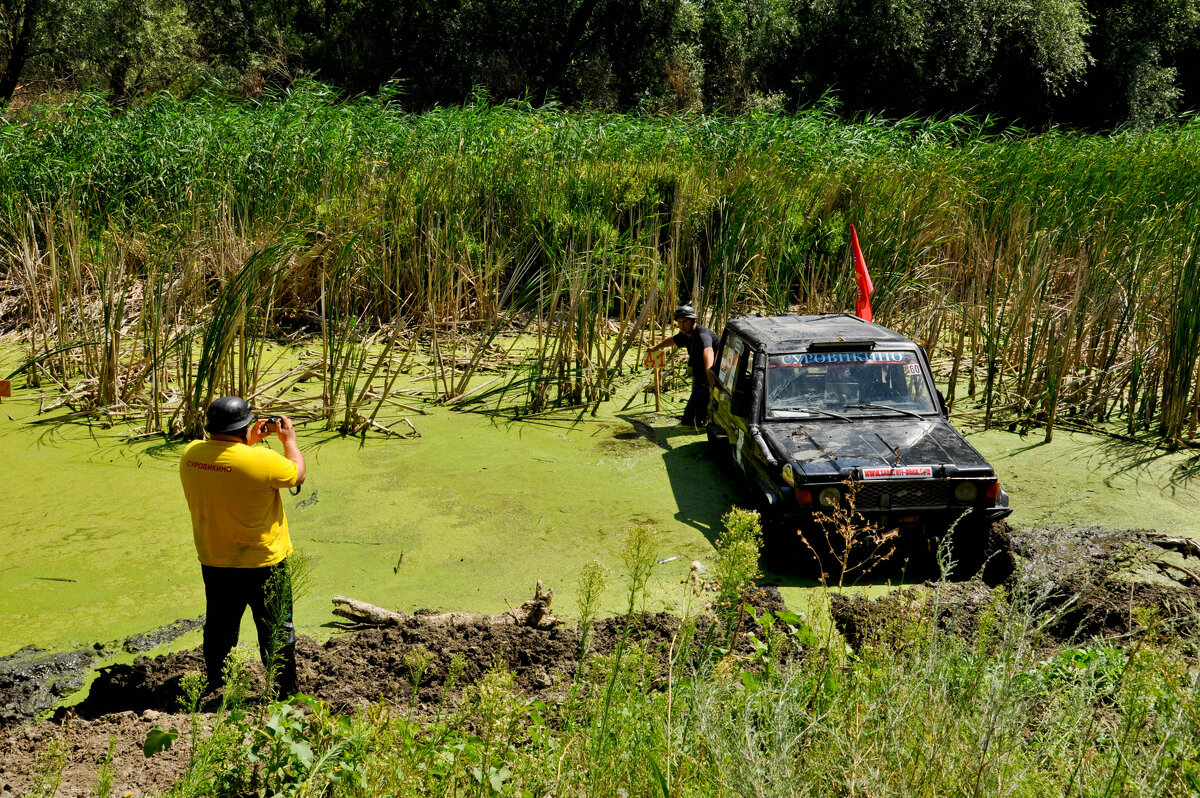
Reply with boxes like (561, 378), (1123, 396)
(830, 524), (1200, 650)
(0, 617), (203, 727)
(69, 585), (786, 722)
(5, 523), (1200, 797)
(0, 588), (784, 797)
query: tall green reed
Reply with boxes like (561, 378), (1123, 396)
(5, 87), (1200, 440)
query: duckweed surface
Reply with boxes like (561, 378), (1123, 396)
(4, 343), (1200, 659)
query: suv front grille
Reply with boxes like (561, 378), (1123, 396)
(852, 481), (952, 510)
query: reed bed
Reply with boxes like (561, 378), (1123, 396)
(3, 85), (1200, 442)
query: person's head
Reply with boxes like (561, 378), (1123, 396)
(205, 396), (255, 442)
(674, 304), (698, 334)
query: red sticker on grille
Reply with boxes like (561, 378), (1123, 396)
(862, 466), (933, 478)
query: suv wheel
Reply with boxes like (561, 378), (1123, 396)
(706, 424), (733, 469)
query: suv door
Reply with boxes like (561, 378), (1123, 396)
(710, 332), (752, 451)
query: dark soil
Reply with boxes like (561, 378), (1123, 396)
(0, 587), (783, 797)
(830, 523), (1200, 651)
(3, 523), (1198, 797)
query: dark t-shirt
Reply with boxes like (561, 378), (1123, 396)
(673, 325), (718, 384)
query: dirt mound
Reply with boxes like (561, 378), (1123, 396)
(831, 525), (1200, 650)
(72, 586), (784, 721)
(0, 710), (197, 798)
(1, 587), (786, 797)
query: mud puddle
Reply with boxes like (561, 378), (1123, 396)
(0, 617), (202, 727)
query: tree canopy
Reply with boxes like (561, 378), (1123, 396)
(2, 0), (1198, 127)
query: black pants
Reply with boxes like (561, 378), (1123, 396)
(682, 381), (710, 426)
(201, 560), (298, 697)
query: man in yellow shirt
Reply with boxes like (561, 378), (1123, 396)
(180, 396), (307, 697)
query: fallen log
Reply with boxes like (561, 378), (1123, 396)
(332, 581), (560, 629)
(332, 595), (406, 625)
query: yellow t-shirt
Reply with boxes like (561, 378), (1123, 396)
(179, 439), (299, 568)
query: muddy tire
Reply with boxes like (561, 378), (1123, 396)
(706, 423), (731, 461)
(944, 520), (1015, 585)
(760, 512), (823, 577)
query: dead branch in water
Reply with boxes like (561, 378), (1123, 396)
(331, 581), (559, 629)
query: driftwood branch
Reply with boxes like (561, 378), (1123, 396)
(1153, 560), (1200, 587)
(331, 596), (407, 626)
(332, 581), (560, 629)
(1146, 533), (1200, 559)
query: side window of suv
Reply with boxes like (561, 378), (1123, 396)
(717, 335), (753, 415)
(717, 335), (747, 392)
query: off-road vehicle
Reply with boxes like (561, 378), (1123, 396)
(707, 313), (1011, 570)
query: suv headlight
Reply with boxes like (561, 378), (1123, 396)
(817, 487), (841, 508)
(954, 482), (978, 502)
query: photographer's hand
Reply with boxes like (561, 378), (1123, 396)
(276, 416), (307, 485)
(246, 419), (271, 445)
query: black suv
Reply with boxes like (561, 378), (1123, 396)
(707, 313), (1011, 565)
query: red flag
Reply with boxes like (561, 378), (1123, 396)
(850, 224), (874, 322)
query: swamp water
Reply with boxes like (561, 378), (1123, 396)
(4, 345), (1200, 668)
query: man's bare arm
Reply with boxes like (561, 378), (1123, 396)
(703, 346), (717, 385)
(276, 416), (306, 485)
(648, 335), (678, 352)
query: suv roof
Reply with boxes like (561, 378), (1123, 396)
(724, 313), (914, 354)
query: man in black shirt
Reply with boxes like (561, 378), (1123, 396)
(648, 305), (718, 426)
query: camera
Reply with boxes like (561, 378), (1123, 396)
(264, 415), (283, 432)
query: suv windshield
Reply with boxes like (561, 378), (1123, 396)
(766, 350), (938, 417)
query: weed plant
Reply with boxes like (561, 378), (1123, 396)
(5, 88), (1200, 440)
(90, 738), (117, 798)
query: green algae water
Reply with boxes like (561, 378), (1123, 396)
(4, 343), (1200, 658)
(1, 355), (740, 655)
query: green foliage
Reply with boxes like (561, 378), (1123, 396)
(620, 525), (659, 615)
(575, 558), (610, 666)
(6, 91), (1200, 440)
(91, 737), (118, 798)
(142, 725), (179, 757)
(711, 507), (761, 609)
(403, 646), (433, 706)
(2, 0), (1199, 126)
(244, 696), (368, 795)
(27, 732), (69, 798)
(1079, 0), (1200, 127)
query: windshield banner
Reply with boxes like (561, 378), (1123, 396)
(773, 352), (915, 366)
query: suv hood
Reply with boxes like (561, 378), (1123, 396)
(762, 418), (995, 480)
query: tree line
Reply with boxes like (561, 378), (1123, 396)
(2, 0), (1198, 128)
